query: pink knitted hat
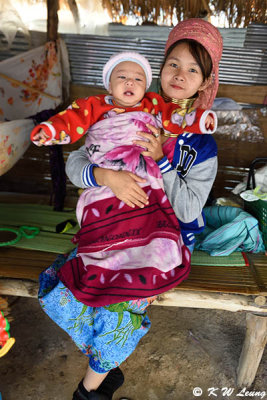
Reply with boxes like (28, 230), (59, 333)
(165, 18), (223, 109)
(102, 52), (152, 91)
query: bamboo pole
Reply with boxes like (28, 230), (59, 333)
(0, 72), (60, 101)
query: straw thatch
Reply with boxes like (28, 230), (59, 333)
(101, 0), (267, 26)
(212, 0), (267, 27)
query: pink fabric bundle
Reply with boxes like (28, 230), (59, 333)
(165, 18), (223, 109)
(57, 111), (191, 306)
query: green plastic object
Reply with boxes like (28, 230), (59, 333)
(0, 226), (40, 247)
(245, 200), (267, 250)
(245, 157), (267, 250)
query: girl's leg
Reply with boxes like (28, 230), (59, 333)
(83, 366), (108, 391)
(39, 253), (155, 397)
(74, 366), (124, 400)
(74, 297), (156, 399)
(89, 297), (155, 374)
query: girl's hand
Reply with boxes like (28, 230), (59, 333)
(94, 168), (149, 208)
(133, 124), (164, 162)
(32, 128), (49, 145)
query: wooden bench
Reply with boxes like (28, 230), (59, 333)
(0, 83), (266, 387)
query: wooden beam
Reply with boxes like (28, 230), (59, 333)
(70, 84), (107, 101)
(153, 290), (267, 313)
(0, 278), (38, 298)
(217, 84), (267, 105)
(1, 276), (267, 315)
(237, 313), (267, 387)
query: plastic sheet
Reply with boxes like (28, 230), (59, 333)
(0, 119), (33, 176)
(0, 1), (29, 49)
(215, 108), (266, 142)
(0, 41), (63, 121)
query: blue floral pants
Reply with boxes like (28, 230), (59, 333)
(39, 249), (155, 373)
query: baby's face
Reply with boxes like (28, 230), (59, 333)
(109, 61), (146, 107)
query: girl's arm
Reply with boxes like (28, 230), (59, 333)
(66, 146), (149, 208)
(133, 124), (217, 222)
(66, 145), (95, 188)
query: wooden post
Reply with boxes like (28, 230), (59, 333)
(47, 0), (59, 41)
(237, 313), (267, 387)
(46, 0), (66, 211)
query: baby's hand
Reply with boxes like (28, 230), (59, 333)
(32, 128), (49, 146)
(205, 114), (214, 131)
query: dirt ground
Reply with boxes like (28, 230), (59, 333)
(0, 296), (266, 400)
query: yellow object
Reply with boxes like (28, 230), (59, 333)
(61, 222), (73, 234)
(215, 197), (242, 208)
(0, 337), (15, 357)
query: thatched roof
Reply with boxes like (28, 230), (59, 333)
(3, 0), (266, 33)
(102, 0), (267, 27)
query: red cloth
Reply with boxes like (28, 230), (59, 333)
(57, 189), (191, 306)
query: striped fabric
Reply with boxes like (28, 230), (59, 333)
(82, 163), (99, 187)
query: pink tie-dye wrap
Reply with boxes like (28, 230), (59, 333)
(57, 111), (191, 307)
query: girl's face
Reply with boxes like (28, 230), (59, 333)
(109, 61), (146, 107)
(161, 42), (209, 100)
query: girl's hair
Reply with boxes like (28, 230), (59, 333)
(160, 39), (213, 81)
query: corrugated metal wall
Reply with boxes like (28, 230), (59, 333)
(0, 25), (247, 57)
(108, 25), (246, 47)
(0, 25), (266, 86)
(244, 23), (267, 49)
(63, 34), (267, 86)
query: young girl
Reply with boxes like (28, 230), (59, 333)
(39, 19), (223, 400)
(67, 18), (222, 251)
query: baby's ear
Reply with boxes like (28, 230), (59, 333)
(108, 83), (112, 94)
(199, 75), (212, 92)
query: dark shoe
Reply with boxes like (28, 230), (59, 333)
(73, 387), (109, 400)
(73, 368), (124, 400)
(97, 367), (124, 398)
